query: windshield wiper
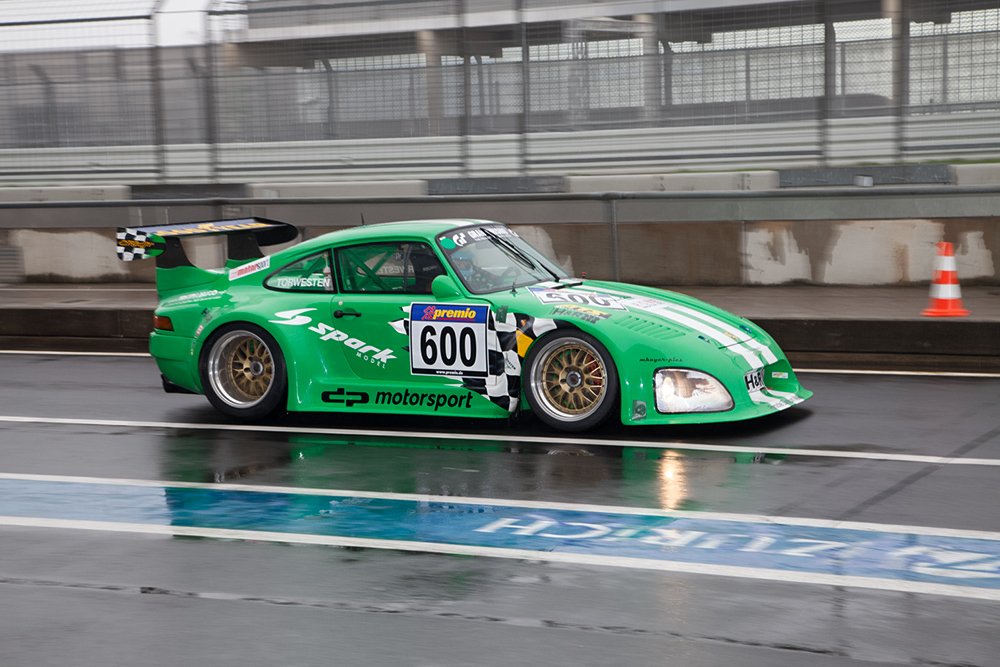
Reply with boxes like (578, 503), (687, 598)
(482, 228), (560, 282)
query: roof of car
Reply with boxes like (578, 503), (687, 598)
(288, 219), (497, 255)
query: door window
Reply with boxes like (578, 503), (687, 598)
(336, 242), (445, 294)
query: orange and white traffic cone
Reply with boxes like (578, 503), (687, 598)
(922, 241), (969, 317)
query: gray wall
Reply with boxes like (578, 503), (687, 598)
(1, 187), (998, 286)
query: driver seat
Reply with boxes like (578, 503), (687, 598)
(409, 245), (446, 293)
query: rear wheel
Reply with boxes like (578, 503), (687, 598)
(523, 331), (619, 432)
(200, 324), (287, 421)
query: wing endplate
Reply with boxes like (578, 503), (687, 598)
(116, 228), (166, 262)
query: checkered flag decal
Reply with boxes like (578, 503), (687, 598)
(116, 227), (163, 262)
(393, 304), (577, 414)
(462, 311), (573, 414)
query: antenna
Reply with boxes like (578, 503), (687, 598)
(360, 213), (366, 226)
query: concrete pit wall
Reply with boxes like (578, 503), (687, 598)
(0, 190), (998, 286)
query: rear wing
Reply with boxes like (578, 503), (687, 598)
(116, 218), (299, 269)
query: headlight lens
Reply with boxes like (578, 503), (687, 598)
(654, 369), (734, 414)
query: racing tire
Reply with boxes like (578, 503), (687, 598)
(523, 331), (619, 432)
(199, 323), (287, 421)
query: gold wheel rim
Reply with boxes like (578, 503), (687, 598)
(210, 331), (274, 407)
(536, 341), (606, 418)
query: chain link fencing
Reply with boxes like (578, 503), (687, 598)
(1, 0), (999, 184)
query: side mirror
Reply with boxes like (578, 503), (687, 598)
(431, 274), (463, 300)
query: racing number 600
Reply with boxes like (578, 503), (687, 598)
(420, 325), (476, 369)
(410, 304), (489, 378)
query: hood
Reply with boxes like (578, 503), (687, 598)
(495, 281), (779, 369)
(503, 281), (757, 342)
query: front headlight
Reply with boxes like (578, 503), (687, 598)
(654, 369), (734, 414)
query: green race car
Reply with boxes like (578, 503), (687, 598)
(117, 218), (811, 432)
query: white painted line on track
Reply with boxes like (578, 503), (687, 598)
(0, 350), (151, 357)
(0, 287), (156, 292)
(797, 368), (1000, 378)
(2, 414), (1000, 466)
(1, 515), (998, 601)
(3, 471), (999, 542)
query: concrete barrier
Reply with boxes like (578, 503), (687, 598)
(953, 164), (1000, 187)
(248, 181), (427, 198)
(567, 172), (779, 192)
(1, 188), (998, 285)
(0, 187), (130, 203)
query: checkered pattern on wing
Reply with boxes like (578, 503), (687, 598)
(116, 228), (149, 262)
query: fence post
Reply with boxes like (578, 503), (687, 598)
(820, 0), (835, 167)
(204, 6), (219, 183)
(29, 65), (58, 147)
(150, 3), (167, 183)
(322, 59), (337, 140)
(606, 196), (620, 282)
(519, 0), (530, 176)
(888, 0), (910, 164)
(459, 0), (470, 177)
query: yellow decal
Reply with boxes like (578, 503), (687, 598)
(156, 221), (270, 237)
(516, 330), (533, 358)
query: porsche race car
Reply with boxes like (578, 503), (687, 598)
(116, 218), (811, 432)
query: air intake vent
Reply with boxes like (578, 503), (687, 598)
(616, 315), (682, 339)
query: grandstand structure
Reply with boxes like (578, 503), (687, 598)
(1, 0), (1000, 185)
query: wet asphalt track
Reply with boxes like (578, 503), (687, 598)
(1, 352), (999, 667)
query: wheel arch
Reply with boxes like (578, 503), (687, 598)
(518, 323), (623, 431)
(193, 312), (298, 399)
(519, 319), (625, 385)
(197, 319), (291, 420)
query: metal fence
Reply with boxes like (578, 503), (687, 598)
(2, 0), (1000, 185)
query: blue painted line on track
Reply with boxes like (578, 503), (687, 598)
(2, 478), (999, 590)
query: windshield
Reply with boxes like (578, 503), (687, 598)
(436, 224), (570, 294)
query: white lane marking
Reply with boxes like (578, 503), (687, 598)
(0, 288), (156, 292)
(2, 414), (1000, 466)
(796, 368), (1000, 378)
(1, 516), (998, 601)
(0, 350), (151, 357)
(3, 471), (1000, 541)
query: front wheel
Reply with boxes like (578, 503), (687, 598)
(523, 331), (619, 432)
(200, 323), (287, 421)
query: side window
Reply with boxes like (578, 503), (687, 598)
(264, 251), (334, 293)
(336, 242), (445, 294)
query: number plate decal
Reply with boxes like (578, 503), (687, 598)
(527, 287), (628, 311)
(410, 304), (490, 377)
(744, 369), (764, 393)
